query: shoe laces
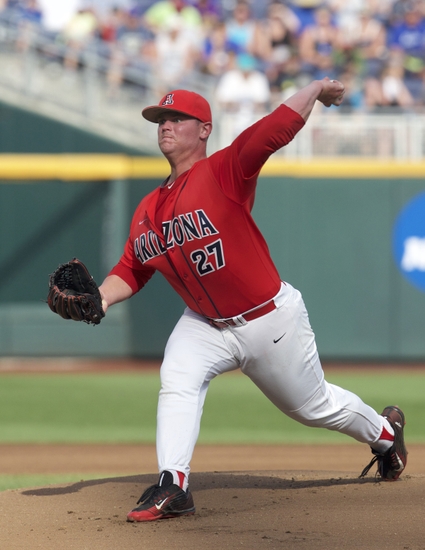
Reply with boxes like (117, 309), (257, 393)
(359, 454), (379, 479)
(136, 483), (162, 505)
(136, 471), (175, 505)
(359, 443), (402, 479)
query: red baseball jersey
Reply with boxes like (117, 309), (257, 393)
(109, 104), (304, 319)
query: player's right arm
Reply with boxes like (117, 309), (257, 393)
(284, 77), (345, 121)
(215, 76), (345, 191)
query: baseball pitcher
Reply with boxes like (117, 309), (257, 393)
(48, 77), (407, 522)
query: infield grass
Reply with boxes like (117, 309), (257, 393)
(0, 369), (424, 445)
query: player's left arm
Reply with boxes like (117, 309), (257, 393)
(98, 275), (133, 314)
(100, 234), (156, 312)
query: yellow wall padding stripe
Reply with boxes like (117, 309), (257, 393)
(1, 155), (425, 180)
(0, 155), (169, 180)
(261, 158), (425, 178)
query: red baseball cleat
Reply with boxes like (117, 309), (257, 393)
(127, 471), (195, 522)
(360, 405), (407, 481)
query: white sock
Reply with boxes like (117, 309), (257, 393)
(371, 417), (395, 454)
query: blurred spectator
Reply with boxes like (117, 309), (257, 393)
(387, 1), (425, 102)
(119, 9), (154, 53)
(337, 8), (388, 109)
(98, 5), (126, 44)
(388, 0), (418, 24)
(15, 0), (43, 52)
(200, 0), (266, 78)
(366, 0), (399, 25)
(336, 68), (364, 112)
(257, 2), (299, 61)
(298, 6), (341, 80)
(215, 51), (271, 136)
(338, 8), (387, 78)
(381, 52), (415, 109)
(61, 7), (98, 71)
(34, 0), (85, 34)
(200, 18), (232, 76)
(327, 0), (370, 29)
(355, 54), (415, 113)
(287, 0), (322, 33)
(4, 0), (23, 9)
(224, 0), (263, 58)
(105, 9), (155, 97)
(144, 0), (202, 30)
(195, 0), (222, 25)
(258, 2), (300, 104)
(150, 15), (201, 96)
(215, 52), (271, 109)
(196, 0), (223, 63)
(17, 0), (41, 22)
(144, 0), (204, 52)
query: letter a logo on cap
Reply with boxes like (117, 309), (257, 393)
(162, 94), (174, 106)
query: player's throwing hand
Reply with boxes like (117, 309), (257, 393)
(318, 77), (345, 107)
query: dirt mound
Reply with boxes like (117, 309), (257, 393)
(1, 444), (424, 550)
(1, 470), (423, 550)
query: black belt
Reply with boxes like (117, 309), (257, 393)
(208, 300), (277, 329)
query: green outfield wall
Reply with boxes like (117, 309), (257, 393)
(1, 172), (425, 360)
(0, 102), (424, 360)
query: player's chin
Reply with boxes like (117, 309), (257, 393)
(159, 140), (175, 153)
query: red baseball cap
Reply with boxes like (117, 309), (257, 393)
(142, 90), (212, 123)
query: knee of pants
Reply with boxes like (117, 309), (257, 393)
(285, 385), (352, 431)
(289, 406), (351, 431)
(159, 383), (205, 404)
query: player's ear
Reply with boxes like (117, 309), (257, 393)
(200, 122), (212, 139)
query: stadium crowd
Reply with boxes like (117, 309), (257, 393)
(2, 0), (425, 115)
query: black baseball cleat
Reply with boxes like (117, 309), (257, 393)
(126, 471), (195, 522)
(360, 405), (407, 481)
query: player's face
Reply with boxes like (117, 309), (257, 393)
(157, 114), (207, 156)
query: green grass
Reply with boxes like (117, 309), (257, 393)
(0, 370), (423, 445)
(0, 474), (110, 492)
(0, 369), (423, 491)
(0, 373), (159, 443)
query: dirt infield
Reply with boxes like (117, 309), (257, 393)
(1, 443), (424, 550)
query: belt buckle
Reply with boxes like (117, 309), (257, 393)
(209, 315), (247, 329)
(232, 315), (247, 327)
(208, 319), (229, 329)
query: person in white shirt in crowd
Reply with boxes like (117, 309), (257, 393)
(215, 51), (271, 138)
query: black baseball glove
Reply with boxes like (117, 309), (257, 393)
(47, 258), (105, 325)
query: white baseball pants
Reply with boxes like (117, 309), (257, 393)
(156, 282), (386, 478)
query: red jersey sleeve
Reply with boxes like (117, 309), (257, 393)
(235, 104), (305, 177)
(209, 104), (305, 204)
(108, 235), (156, 294)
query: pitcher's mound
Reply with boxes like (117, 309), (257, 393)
(0, 470), (424, 550)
